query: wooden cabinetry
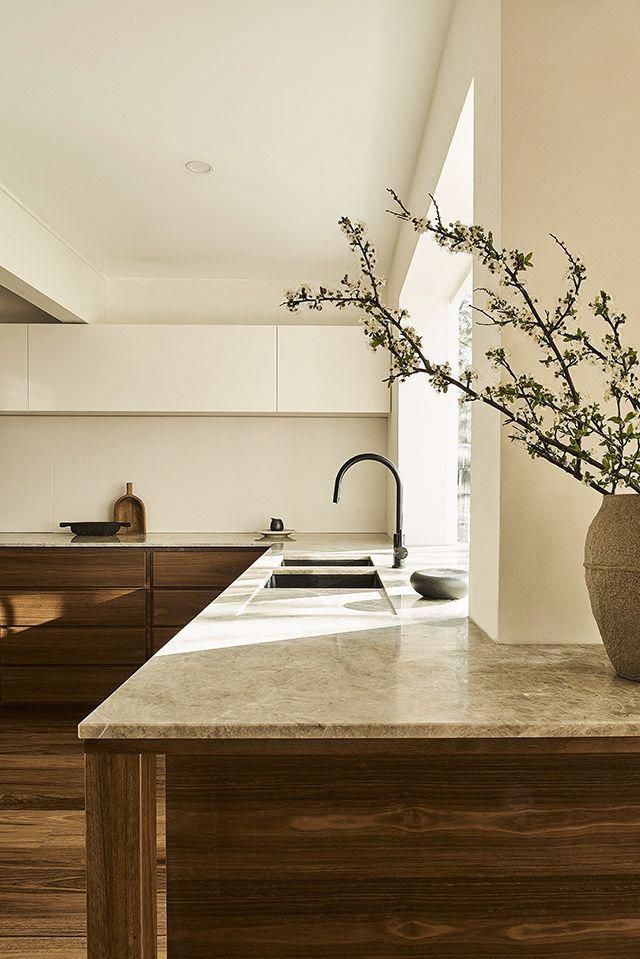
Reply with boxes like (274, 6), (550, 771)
(150, 548), (263, 652)
(0, 548), (146, 588)
(0, 545), (264, 704)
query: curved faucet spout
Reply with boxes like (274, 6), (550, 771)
(332, 453), (407, 568)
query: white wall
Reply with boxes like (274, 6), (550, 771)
(105, 277), (361, 325)
(0, 415), (388, 533)
(496, 0), (640, 644)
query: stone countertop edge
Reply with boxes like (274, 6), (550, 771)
(79, 721), (640, 741)
(0, 532), (392, 548)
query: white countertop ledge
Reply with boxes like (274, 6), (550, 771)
(76, 536), (640, 741)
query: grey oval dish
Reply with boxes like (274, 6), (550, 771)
(410, 568), (468, 600)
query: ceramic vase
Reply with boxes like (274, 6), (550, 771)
(585, 494), (640, 680)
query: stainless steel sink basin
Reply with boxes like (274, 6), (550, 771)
(281, 556), (373, 567)
(265, 571), (383, 589)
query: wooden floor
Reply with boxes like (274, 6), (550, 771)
(0, 708), (165, 959)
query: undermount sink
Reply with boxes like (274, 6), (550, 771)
(265, 571), (384, 589)
(281, 556), (373, 567)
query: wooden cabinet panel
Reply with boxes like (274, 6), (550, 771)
(0, 588), (146, 627)
(152, 548), (264, 588)
(1, 665), (136, 704)
(0, 548), (146, 589)
(153, 590), (220, 627)
(166, 749), (640, 957)
(277, 325), (390, 413)
(0, 626), (146, 665)
(29, 325), (277, 412)
(152, 627), (179, 653)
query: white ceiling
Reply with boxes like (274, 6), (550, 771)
(0, 0), (453, 281)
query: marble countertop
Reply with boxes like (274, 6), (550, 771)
(77, 537), (640, 741)
(0, 531), (386, 548)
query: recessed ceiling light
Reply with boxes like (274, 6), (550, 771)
(185, 159), (213, 174)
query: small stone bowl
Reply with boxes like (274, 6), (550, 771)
(410, 568), (468, 601)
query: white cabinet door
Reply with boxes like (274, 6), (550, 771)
(28, 325), (277, 412)
(0, 325), (28, 411)
(277, 326), (390, 413)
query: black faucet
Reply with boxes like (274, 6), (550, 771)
(332, 453), (408, 569)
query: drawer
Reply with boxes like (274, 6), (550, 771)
(0, 626), (147, 665)
(0, 548), (146, 588)
(0, 665), (137, 704)
(152, 626), (179, 653)
(0, 588), (146, 626)
(153, 589), (221, 626)
(152, 548), (264, 588)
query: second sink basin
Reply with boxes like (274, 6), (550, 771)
(265, 571), (383, 589)
(281, 556), (373, 567)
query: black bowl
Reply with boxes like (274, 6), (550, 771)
(59, 521), (131, 536)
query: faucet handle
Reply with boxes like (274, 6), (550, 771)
(393, 533), (408, 569)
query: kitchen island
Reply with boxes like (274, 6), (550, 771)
(79, 538), (640, 959)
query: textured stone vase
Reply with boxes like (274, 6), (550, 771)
(584, 494), (640, 680)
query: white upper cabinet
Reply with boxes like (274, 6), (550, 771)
(0, 325), (28, 411)
(277, 326), (390, 413)
(25, 324), (389, 414)
(28, 325), (277, 412)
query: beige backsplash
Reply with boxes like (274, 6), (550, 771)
(0, 414), (388, 533)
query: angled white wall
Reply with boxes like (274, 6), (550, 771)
(388, 0), (501, 633)
(0, 182), (104, 324)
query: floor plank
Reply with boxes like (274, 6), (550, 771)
(0, 707), (165, 957)
(0, 937), (88, 958)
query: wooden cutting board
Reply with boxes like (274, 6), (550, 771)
(113, 482), (147, 535)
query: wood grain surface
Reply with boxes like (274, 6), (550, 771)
(0, 549), (146, 589)
(165, 746), (640, 957)
(113, 484), (147, 536)
(0, 707), (166, 958)
(0, 627), (146, 666)
(1, 667), (137, 705)
(152, 590), (221, 626)
(152, 548), (264, 587)
(0, 589), (146, 628)
(86, 751), (157, 959)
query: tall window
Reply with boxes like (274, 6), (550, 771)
(397, 82), (473, 546)
(457, 287), (472, 542)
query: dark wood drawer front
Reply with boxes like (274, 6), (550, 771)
(0, 549), (146, 588)
(166, 751), (640, 958)
(153, 590), (221, 626)
(152, 626), (179, 653)
(0, 588), (146, 627)
(0, 627), (146, 665)
(1, 665), (137, 704)
(152, 548), (264, 588)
